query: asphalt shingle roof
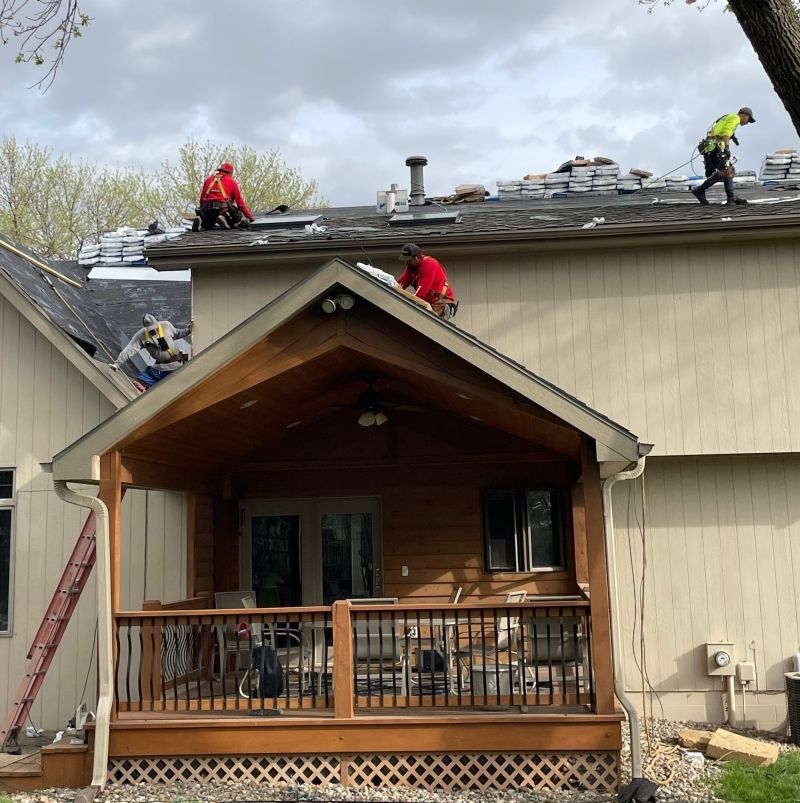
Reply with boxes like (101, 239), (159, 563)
(146, 186), (800, 259)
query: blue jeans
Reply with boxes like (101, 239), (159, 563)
(137, 366), (170, 387)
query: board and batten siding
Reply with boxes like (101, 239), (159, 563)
(192, 241), (800, 456)
(0, 295), (187, 731)
(613, 455), (800, 728)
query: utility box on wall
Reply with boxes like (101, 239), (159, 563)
(706, 642), (735, 676)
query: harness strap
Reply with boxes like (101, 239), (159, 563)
(144, 322), (177, 358)
(203, 173), (229, 202)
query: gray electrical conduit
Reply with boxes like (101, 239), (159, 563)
(602, 456), (647, 781)
(53, 479), (112, 791)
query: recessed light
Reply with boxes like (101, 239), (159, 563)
(240, 399), (259, 409)
(456, 393), (471, 400)
(286, 420), (302, 429)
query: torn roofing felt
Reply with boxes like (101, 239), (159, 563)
(0, 240), (122, 361)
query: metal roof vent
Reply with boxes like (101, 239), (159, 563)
(405, 156), (427, 207)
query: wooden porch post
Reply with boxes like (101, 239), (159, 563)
(332, 600), (354, 719)
(99, 451), (123, 613)
(571, 483), (589, 588)
(580, 439), (616, 714)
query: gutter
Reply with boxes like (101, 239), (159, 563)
(601, 454), (648, 782)
(53, 478), (112, 791)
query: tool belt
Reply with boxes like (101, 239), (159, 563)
(201, 200), (229, 213)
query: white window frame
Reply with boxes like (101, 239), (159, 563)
(0, 468), (15, 637)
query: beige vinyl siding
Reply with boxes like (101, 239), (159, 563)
(0, 296), (187, 730)
(192, 241), (800, 456)
(613, 455), (800, 728)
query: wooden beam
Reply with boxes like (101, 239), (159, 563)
(580, 439), (615, 714)
(120, 456), (218, 494)
(572, 484), (589, 587)
(332, 601), (354, 719)
(99, 451), (123, 614)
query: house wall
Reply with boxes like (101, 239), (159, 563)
(0, 296), (187, 732)
(219, 459), (580, 605)
(192, 241), (800, 458)
(613, 455), (800, 729)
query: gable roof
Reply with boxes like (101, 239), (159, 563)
(0, 239), (137, 407)
(145, 187), (800, 268)
(52, 258), (645, 484)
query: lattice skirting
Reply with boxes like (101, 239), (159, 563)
(108, 751), (619, 791)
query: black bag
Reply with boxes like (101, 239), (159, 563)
(252, 644), (285, 698)
(417, 648), (446, 672)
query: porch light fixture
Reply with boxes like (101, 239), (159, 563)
(240, 399), (259, 410)
(358, 409), (388, 427)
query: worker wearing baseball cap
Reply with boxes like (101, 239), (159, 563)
(692, 107), (756, 206)
(193, 162), (256, 231)
(397, 243), (458, 320)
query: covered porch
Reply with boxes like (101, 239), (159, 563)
(52, 260), (644, 790)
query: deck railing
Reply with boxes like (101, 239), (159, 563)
(113, 599), (594, 717)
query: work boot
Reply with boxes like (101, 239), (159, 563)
(216, 215), (231, 229)
(729, 196), (748, 205)
(691, 188), (709, 205)
(191, 215), (202, 232)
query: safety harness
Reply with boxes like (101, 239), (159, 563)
(143, 323), (179, 361)
(202, 173), (230, 203)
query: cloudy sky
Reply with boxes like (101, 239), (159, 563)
(1, 0), (796, 205)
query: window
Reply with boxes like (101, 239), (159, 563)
(482, 488), (564, 572)
(0, 469), (14, 634)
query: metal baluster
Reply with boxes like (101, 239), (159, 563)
(493, 609), (501, 706)
(571, 607), (580, 705)
(113, 619), (121, 717)
(389, 611), (398, 705)
(309, 614), (317, 709)
(377, 611), (385, 707)
(467, 608), (475, 707)
(171, 617), (180, 710)
(124, 621), (132, 712)
(183, 616), (191, 710)
(402, 610), (410, 707)
(454, 608), (462, 706)
(137, 622), (143, 709)
(324, 611), (331, 708)
(232, 616), (241, 712)
(506, 606), (514, 708)
(149, 620), (157, 712)
(245, 614), (253, 711)
(519, 607), (528, 709)
(208, 619), (216, 712)
(365, 611), (373, 707)
(415, 610), (423, 705)
(545, 612), (554, 705)
(428, 609), (436, 707)
(219, 617), (228, 710)
(442, 608), (449, 708)
(532, 613), (540, 706)
(284, 610), (292, 708)
(193, 619), (202, 705)
(559, 608), (567, 706)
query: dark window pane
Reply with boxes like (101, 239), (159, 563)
(484, 491), (517, 571)
(251, 515), (302, 607)
(0, 471), (12, 500)
(322, 513), (373, 604)
(527, 490), (561, 567)
(0, 509), (11, 631)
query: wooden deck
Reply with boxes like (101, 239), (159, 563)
(0, 743), (88, 792)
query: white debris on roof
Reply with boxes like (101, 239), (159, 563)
(77, 224), (188, 267)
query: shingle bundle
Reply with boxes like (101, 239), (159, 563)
(759, 150), (800, 185)
(77, 225), (187, 266)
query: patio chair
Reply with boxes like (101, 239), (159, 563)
(212, 591), (257, 685)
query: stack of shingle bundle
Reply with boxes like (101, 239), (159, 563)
(77, 225), (186, 267)
(665, 175), (690, 192)
(587, 160), (620, 194)
(733, 170), (758, 188)
(544, 172), (570, 195)
(520, 176), (546, 198)
(568, 164), (592, 194)
(759, 150), (798, 185)
(618, 173), (643, 193)
(496, 180), (522, 200)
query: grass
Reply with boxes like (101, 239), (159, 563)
(706, 751), (800, 802)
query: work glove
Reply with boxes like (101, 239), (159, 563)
(731, 135), (740, 147)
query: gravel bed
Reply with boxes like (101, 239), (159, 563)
(8, 719), (797, 803)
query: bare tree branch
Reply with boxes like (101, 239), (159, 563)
(0, 0), (91, 91)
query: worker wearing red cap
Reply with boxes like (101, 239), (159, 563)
(193, 163), (255, 231)
(397, 243), (458, 320)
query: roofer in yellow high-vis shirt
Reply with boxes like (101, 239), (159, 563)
(691, 107), (756, 205)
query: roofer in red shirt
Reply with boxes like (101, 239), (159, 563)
(397, 243), (458, 320)
(192, 162), (255, 231)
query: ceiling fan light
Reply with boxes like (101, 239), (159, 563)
(336, 293), (355, 310)
(358, 410), (376, 427)
(374, 411), (388, 426)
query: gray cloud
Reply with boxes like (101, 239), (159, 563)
(0, 0), (796, 205)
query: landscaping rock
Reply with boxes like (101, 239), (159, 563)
(706, 727), (780, 766)
(678, 728), (714, 750)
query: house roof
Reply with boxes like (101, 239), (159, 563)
(51, 258), (645, 485)
(145, 187), (800, 267)
(0, 240), (137, 406)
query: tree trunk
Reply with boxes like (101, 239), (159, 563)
(727, 0), (800, 136)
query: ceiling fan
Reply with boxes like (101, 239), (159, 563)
(331, 376), (425, 426)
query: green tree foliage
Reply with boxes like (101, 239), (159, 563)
(0, 135), (324, 259)
(0, 0), (90, 90)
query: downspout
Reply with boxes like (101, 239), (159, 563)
(602, 456), (647, 780)
(53, 479), (112, 790)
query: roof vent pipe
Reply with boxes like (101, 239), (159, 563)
(405, 156), (428, 206)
